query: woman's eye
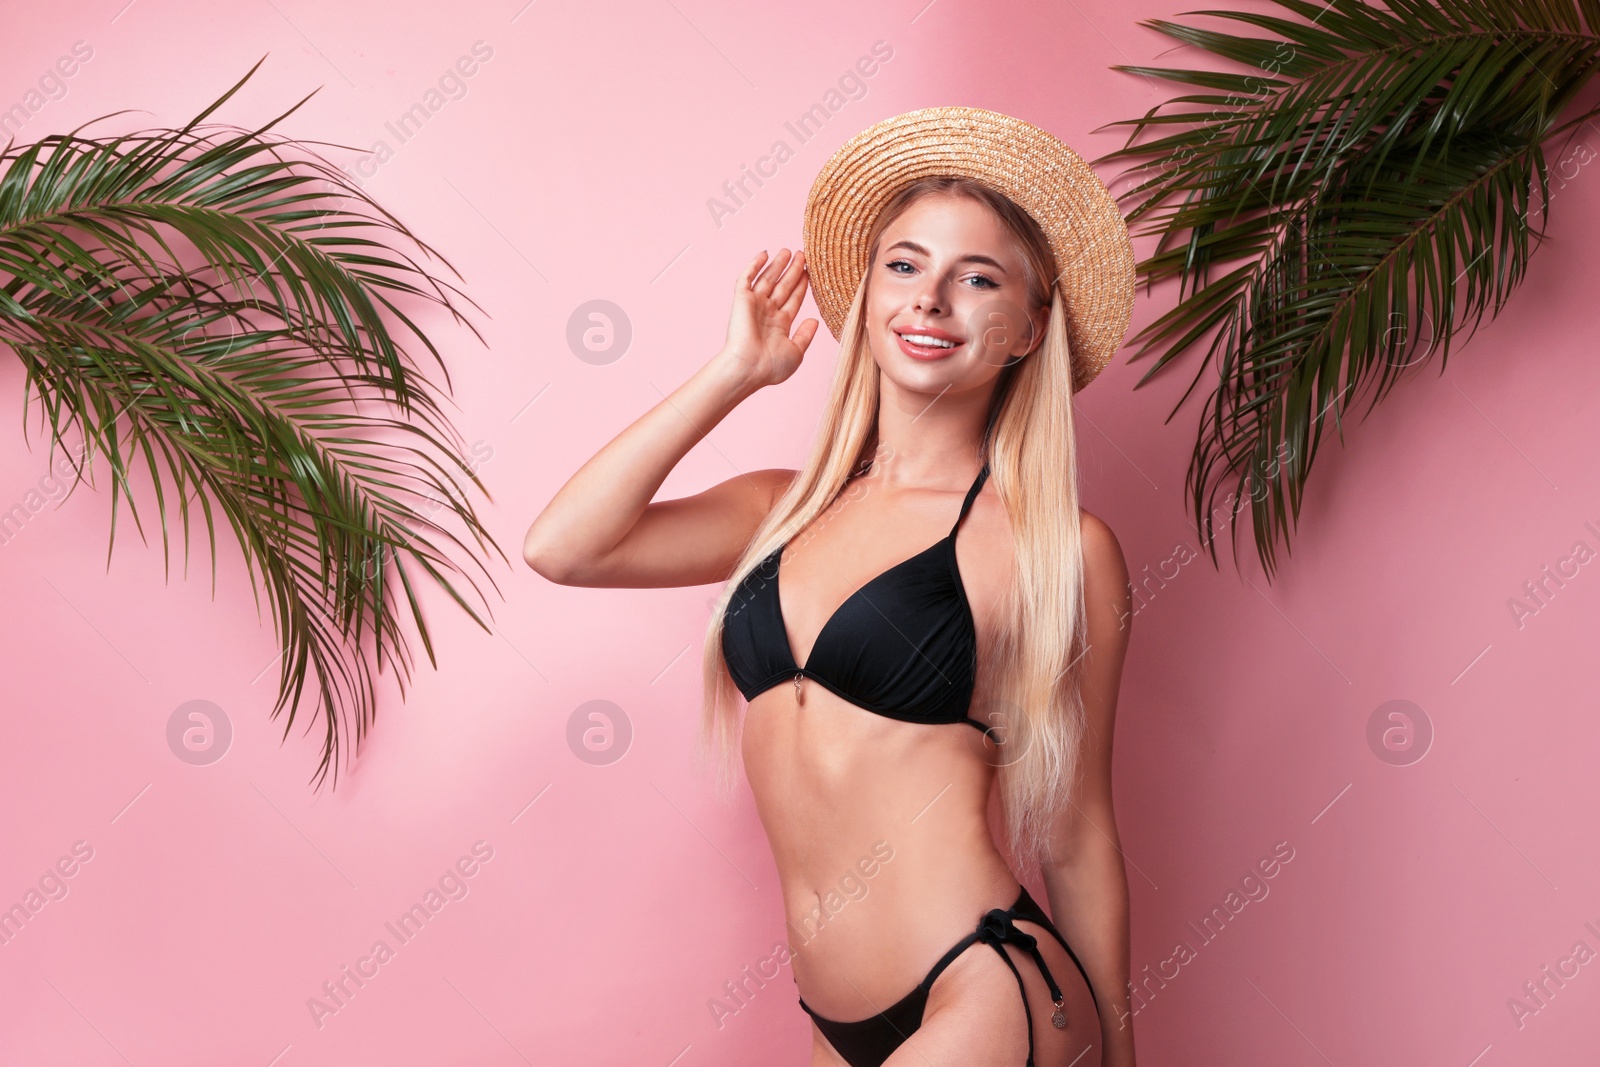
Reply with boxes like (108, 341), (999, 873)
(884, 260), (998, 289)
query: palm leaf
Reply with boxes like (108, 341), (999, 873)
(0, 57), (508, 787)
(1096, 0), (1600, 577)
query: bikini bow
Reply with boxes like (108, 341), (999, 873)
(976, 906), (1068, 1027)
(977, 909), (1037, 952)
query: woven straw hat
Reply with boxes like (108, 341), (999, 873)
(801, 106), (1136, 392)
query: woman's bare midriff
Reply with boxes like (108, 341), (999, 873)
(741, 676), (1020, 1021)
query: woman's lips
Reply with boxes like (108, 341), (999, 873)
(895, 331), (964, 361)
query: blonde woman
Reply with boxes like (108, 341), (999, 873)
(525, 109), (1138, 1067)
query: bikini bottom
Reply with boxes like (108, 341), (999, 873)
(797, 884), (1098, 1067)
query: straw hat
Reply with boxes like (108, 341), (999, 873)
(801, 106), (1136, 392)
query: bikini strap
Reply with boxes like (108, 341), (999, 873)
(1013, 886), (1101, 1017)
(916, 931), (983, 994)
(950, 462), (991, 536)
(912, 900), (1064, 1067)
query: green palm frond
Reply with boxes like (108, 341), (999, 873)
(1096, 0), (1600, 577)
(0, 57), (508, 788)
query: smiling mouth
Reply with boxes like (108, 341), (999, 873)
(894, 330), (964, 360)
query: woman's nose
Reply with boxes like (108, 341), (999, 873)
(913, 279), (946, 315)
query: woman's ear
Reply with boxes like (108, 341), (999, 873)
(1022, 305), (1049, 357)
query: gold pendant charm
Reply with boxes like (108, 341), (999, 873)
(1051, 998), (1067, 1029)
(794, 672), (803, 700)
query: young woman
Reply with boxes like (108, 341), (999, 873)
(525, 109), (1138, 1067)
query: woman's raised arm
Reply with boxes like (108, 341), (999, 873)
(522, 248), (818, 588)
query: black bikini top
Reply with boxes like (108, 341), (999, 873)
(720, 463), (994, 736)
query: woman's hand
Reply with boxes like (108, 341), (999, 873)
(715, 248), (819, 390)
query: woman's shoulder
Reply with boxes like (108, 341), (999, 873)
(1077, 508), (1127, 573)
(1077, 506), (1118, 546)
(1077, 507), (1132, 632)
(748, 468), (802, 512)
(691, 467), (800, 538)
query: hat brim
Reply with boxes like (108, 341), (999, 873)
(801, 106), (1135, 392)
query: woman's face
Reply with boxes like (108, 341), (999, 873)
(863, 192), (1045, 395)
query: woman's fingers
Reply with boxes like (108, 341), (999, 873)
(771, 249), (808, 307)
(751, 248), (794, 297)
(792, 317), (820, 354)
(779, 260), (810, 316)
(735, 250), (811, 368)
(738, 250), (768, 292)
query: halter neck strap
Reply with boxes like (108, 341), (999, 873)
(952, 463), (990, 534)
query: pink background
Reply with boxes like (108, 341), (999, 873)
(1, 1), (1596, 1064)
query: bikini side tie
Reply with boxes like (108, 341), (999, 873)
(975, 907), (1069, 1067)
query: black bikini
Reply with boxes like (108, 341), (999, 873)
(799, 885), (1098, 1067)
(720, 462), (1101, 1066)
(721, 462), (997, 733)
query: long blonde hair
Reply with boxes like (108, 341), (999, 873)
(695, 176), (1092, 873)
